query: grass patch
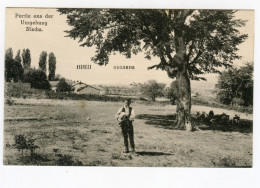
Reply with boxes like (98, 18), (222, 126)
(55, 154), (83, 166)
(211, 156), (252, 168)
(4, 99), (252, 167)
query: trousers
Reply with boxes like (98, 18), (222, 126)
(120, 120), (135, 151)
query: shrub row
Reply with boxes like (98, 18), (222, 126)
(5, 82), (253, 113)
(192, 98), (253, 114)
(5, 82), (46, 98)
(45, 91), (124, 102)
(5, 82), (126, 102)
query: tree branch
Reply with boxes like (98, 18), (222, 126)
(190, 50), (202, 64)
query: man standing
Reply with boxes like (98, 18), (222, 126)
(115, 98), (136, 154)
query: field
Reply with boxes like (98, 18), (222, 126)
(4, 98), (253, 167)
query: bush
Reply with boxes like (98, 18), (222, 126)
(14, 134), (39, 157)
(192, 97), (253, 114)
(14, 134), (28, 156)
(139, 80), (166, 101)
(56, 78), (73, 92)
(164, 81), (178, 105)
(5, 82), (46, 98)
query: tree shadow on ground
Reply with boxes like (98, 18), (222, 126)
(136, 151), (174, 156)
(136, 114), (176, 130)
(136, 114), (253, 133)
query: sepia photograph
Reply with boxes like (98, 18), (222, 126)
(3, 7), (254, 168)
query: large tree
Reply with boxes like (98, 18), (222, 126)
(215, 62), (253, 107)
(39, 51), (48, 72)
(5, 48), (24, 82)
(48, 52), (56, 81)
(58, 9), (247, 130)
(5, 48), (14, 81)
(21, 48), (31, 69)
(15, 49), (22, 64)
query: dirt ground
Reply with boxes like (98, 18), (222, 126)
(3, 98), (253, 167)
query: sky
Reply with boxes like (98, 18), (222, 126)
(5, 8), (254, 88)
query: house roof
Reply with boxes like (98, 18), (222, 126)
(77, 84), (104, 92)
(72, 81), (87, 87)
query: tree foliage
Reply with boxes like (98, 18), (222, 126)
(15, 49), (22, 64)
(5, 48), (13, 81)
(58, 9), (247, 80)
(23, 68), (50, 90)
(215, 62), (253, 107)
(58, 9), (248, 129)
(5, 48), (23, 82)
(5, 48), (13, 62)
(164, 81), (178, 104)
(39, 51), (48, 72)
(139, 80), (166, 101)
(21, 48), (31, 69)
(48, 52), (56, 81)
(9, 60), (24, 82)
(57, 78), (73, 92)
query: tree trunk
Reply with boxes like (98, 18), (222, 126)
(174, 70), (193, 131)
(165, 33), (198, 131)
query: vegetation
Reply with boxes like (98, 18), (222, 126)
(23, 68), (50, 90)
(45, 91), (124, 101)
(58, 9), (247, 130)
(21, 48), (31, 69)
(103, 85), (139, 96)
(56, 78), (74, 92)
(48, 52), (56, 81)
(14, 134), (39, 157)
(215, 62), (253, 107)
(14, 134), (28, 156)
(56, 154), (83, 166)
(191, 97), (253, 114)
(5, 48), (24, 82)
(5, 47), (54, 91)
(38, 51), (48, 72)
(5, 81), (125, 102)
(164, 81), (178, 104)
(14, 49), (22, 64)
(211, 156), (251, 167)
(6, 60), (23, 82)
(4, 100), (252, 166)
(139, 80), (166, 101)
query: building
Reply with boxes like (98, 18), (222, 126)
(72, 82), (87, 92)
(73, 82), (105, 95)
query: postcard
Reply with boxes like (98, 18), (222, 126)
(3, 8), (254, 168)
